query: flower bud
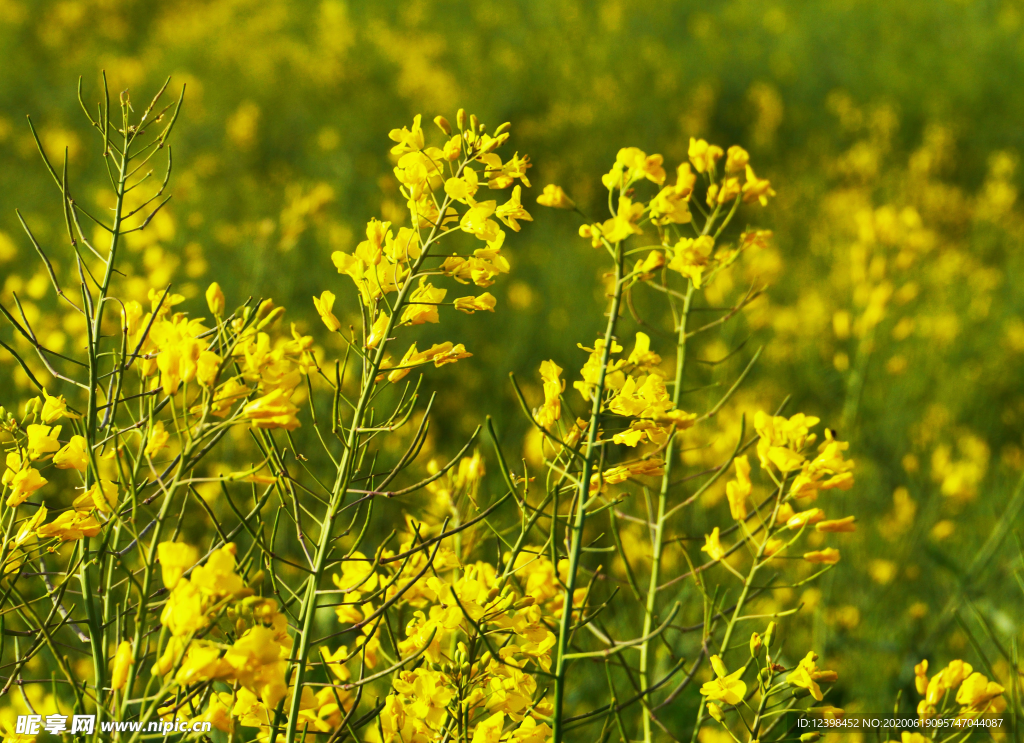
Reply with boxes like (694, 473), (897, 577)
(764, 621), (777, 648)
(257, 306), (286, 330)
(800, 733), (821, 742)
(206, 282), (226, 316)
(750, 632), (763, 658)
(434, 115), (452, 135)
(255, 298), (276, 322)
(456, 108), (466, 131)
(494, 121), (511, 136)
(470, 114), (479, 133)
(706, 702), (724, 723)
(24, 397), (41, 417)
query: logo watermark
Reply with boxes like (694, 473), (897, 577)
(16, 715), (212, 735)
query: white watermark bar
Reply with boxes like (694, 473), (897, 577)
(16, 715), (213, 736)
(791, 713), (1004, 734)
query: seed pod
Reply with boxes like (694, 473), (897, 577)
(764, 621), (777, 648)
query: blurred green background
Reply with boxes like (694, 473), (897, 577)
(2, 0), (1023, 721)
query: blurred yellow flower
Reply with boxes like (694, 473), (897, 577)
(536, 184), (574, 209)
(701, 527), (726, 561)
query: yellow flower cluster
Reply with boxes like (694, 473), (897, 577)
(325, 532), (566, 743)
(705, 412), (857, 567)
(318, 110), (531, 388)
(914, 659), (1006, 717)
(154, 542), (343, 738)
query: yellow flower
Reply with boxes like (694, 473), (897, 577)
(754, 411), (820, 472)
(471, 712), (506, 743)
(496, 185), (533, 231)
(111, 640), (134, 691)
(579, 223), (604, 248)
(667, 236), (715, 288)
(443, 133), (462, 161)
(243, 388), (301, 430)
(726, 455), (752, 520)
(689, 138), (724, 174)
(194, 350), (221, 389)
(536, 184), (574, 209)
(6, 467), (47, 507)
(598, 458), (665, 488)
(385, 227), (421, 264)
(600, 196), (644, 243)
(41, 389), (77, 424)
(715, 176), (742, 204)
(388, 114), (424, 155)
(1, 451), (22, 484)
(701, 527), (726, 561)
(788, 651), (825, 701)
(453, 293), (497, 314)
(313, 290), (342, 332)
(803, 548), (841, 565)
(602, 147), (666, 189)
(37, 510), (102, 541)
(401, 278), (447, 326)
(190, 543), (249, 597)
(53, 435), (89, 470)
(158, 541), (200, 589)
(320, 645), (352, 682)
(511, 717), (552, 743)
(460, 200), (502, 243)
(789, 429), (856, 499)
(535, 360), (564, 430)
(483, 150), (531, 188)
(914, 660), (929, 695)
(365, 313), (390, 349)
(816, 516), (856, 533)
(417, 342), (473, 368)
(444, 169), (479, 203)
(141, 422), (168, 459)
(939, 659), (973, 688)
(633, 250), (666, 280)
(955, 672), (1004, 711)
(725, 145), (750, 174)
(743, 165), (776, 206)
(649, 182), (693, 225)
(26, 423), (61, 460)
(786, 508), (824, 529)
(73, 480), (118, 514)
(206, 282), (226, 316)
(627, 332), (662, 370)
(700, 654), (747, 705)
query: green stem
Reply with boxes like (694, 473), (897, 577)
(638, 280), (694, 743)
(552, 239), (625, 743)
(282, 170), (465, 743)
(81, 113), (130, 734)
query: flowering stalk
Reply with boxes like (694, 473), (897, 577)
(552, 232), (625, 743)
